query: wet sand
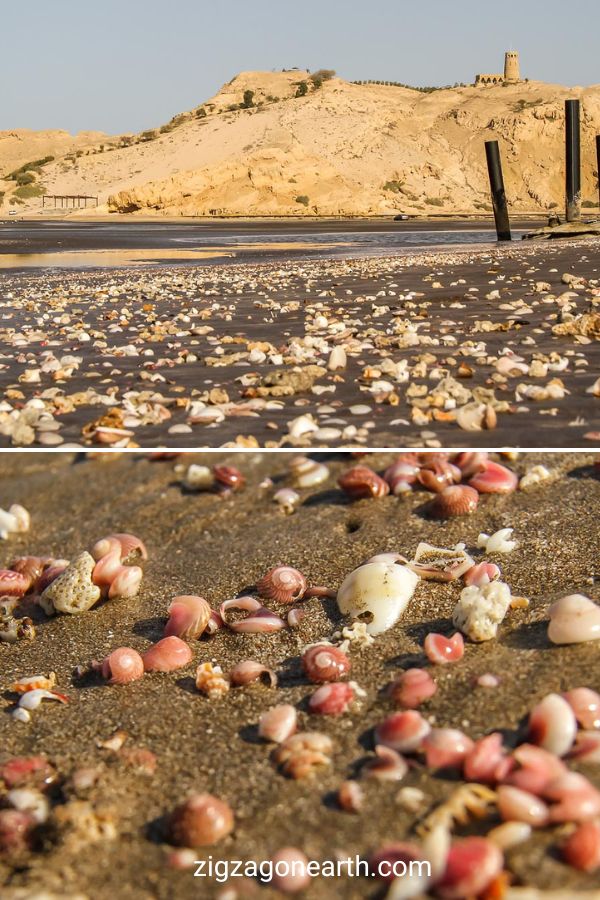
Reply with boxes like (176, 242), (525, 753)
(0, 238), (599, 449)
(0, 451), (599, 899)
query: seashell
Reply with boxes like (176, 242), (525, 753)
(362, 745), (408, 781)
(289, 456), (329, 489)
(463, 562), (501, 586)
(0, 808), (35, 853)
(327, 344), (347, 370)
(0, 570), (31, 598)
(375, 710), (431, 753)
(308, 682), (354, 716)
(477, 672), (500, 688)
(0, 504), (30, 540)
(0, 612), (35, 644)
(383, 456), (420, 494)
(337, 561), (419, 635)
(528, 693), (577, 757)
(544, 772), (600, 823)
(219, 596), (285, 633)
(143, 636), (193, 672)
(435, 837), (503, 899)
(453, 451), (488, 479)
(337, 780), (363, 812)
(273, 487), (301, 514)
(497, 785), (550, 827)
(421, 728), (474, 770)
(562, 821), (600, 872)
(302, 644), (350, 683)
(468, 461), (518, 494)
(369, 842), (429, 887)
(7, 787), (49, 825)
(180, 464), (215, 491)
(287, 608), (305, 628)
(0, 755), (56, 790)
(568, 731), (600, 763)
(91, 533), (146, 601)
(366, 552), (406, 566)
(396, 786), (426, 813)
(504, 743), (566, 796)
(548, 594), (600, 644)
(256, 565), (307, 604)
(213, 464), (245, 492)
(258, 704), (297, 743)
(39, 551), (101, 616)
(101, 648), (144, 685)
(18, 688), (68, 710)
(408, 543), (474, 582)
(417, 460), (462, 493)
(205, 610), (224, 635)
(9, 556), (55, 593)
(35, 562), (68, 595)
(169, 793), (234, 847)
(164, 595), (211, 640)
(272, 731), (333, 779)
(10, 673), (56, 693)
(463, 732), (511, 783)
(91, 533), (147, 563)
(229, 660), (277, 688)
(488, 821), (532, 851)
(195, 662), (229, 699)
(519, 464), (553, 491)
(338, 465), (390, 500)
(452, 581), (512, 642)
(563, 688), (600, 729)
(429, 484), (479, 518)
(388, 668), (437, 709)
(424, 632), (464, 664)
(455, 401), (497, 432)
(477, 528), (517, 554)
(270, 847), (311, 894)
(301, 584), (337, 599)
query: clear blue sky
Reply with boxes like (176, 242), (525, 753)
(2, 0), (598, 135)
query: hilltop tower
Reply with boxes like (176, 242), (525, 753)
(504, 51), (520, 83)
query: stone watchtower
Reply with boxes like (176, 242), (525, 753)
(504, 51), (520, 83)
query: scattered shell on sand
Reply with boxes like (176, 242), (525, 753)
(452, 581), (512, 642)
(548, 594), (600, 644)
(337, 560), (419, 635)
(477, 528), (517, 554)
(39, 552), (101, 616)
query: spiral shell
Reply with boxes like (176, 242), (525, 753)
(338, 466), (390, 500)
(289, 456), (330, 489)
(142, 636), (193, 672)
(169, 794), (234, 847)
(256, 565), (307, 604)
(0, 570), (31, 598)
(302, 644), (351, 683)
(164, 596), (211, 640)
(91, 533), (146, 601)
(195, 662), (229, 699)
(101, 648), (144, 685)
(429, 484), (479, 518)
(308, 682), (355, 716)
(91, 533), (147, 564)
(213, 465), (245, 492)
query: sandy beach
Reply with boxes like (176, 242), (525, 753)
(0, 237), (598, 449)
(0, 450), (599, 898)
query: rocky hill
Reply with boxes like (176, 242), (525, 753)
(2, 70), (600, 216)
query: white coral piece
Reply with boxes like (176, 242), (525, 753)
(477, 528), (517, 554)
(452, 582), (512, 642)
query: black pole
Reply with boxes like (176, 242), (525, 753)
(565, 99), (581, 222)
(596, 135), (600, 212)
(485, 140), (511, 241)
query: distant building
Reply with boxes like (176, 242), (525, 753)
(475, 51), (520, 86)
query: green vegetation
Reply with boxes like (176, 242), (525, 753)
(383, 180), (403, 193)
(352, 80), (465, 92)
(16, 171), (36, 186)
(424, 197), (445, 207)
(310, 69), (335, 90)
(14, 183), (46, 199)
(295, 80), (308, 97)
(241, 89), (255, 109)
(140, 129), (158, 142)
(6, 155), (54, 181)
(295, 195), (310, 206)
(196, 107), (207, 118)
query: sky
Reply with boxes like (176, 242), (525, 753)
(2, 0), (599, 135)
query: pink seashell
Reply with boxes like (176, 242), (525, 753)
(477, 672), (500, 688)
(256, 565), (307, 604)
(548, 594), (600, 644)
(101, 648), (144, 685)
(35, 563), (68, 595)
(429, 485), (479, 518)
(0, 756), (56, 790)
(0, 569), (30, 598)
(528, 693), (577, 757)
(302, 644), (351, 683)
(422, 728), (474, 770)
(142, 636), (193, 672)
(308, 682), (354, 716)
(91, 533), (147, 563)
(497, 785), (550, 826)
(270, 847), (311, 894)
(302, 585), (337, 599)
(463, 562), (501, 587)
(219, 597), (285, 633)
(164, 595), (211, 640)
(424, 632), (464, 665)
(259, 704), (297, 743)
(569, 731), (600, 763)
(562, 821), (600, 872)
(503, 744), (567, 795)
(169, 793), (234, 847)
(337, 779), (364, 812)
(91, 533), (146, 600)
(213, 464), (245, 492)
(369, 842), (428, 884)
(468, 461), (518, 494)
(230, 660), (277, 688)
(362, 745), (408, 781)
(0, 808), (35, 853)
(463, 732), (510, 784)
(417, 460), (462, 493)
(435, 837), (503, 899)
(338, 465), (390, 500)
(544, 772), (600, 823)
(375, 710), (431, 753)
(287, 608), (305, 628)
(383, 457), (420, 494)
(563, 687), (600, 729)
(9, 556), (54, 593)
(389, 668), (437, 708)
(205, 610), (224, 634)
(453, 451), (488, 479)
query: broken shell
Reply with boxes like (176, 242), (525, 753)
(229, 660), (277, 688)
(256, 565), (307, 604)
(563, 687), (600, 729)
(219, 596), (285, 633)
(337, 780), (363, 812)
(408, 543), (474, 582)
(10, 673), (56, 693)
(308, 682), (354, 716)
(504, 743), (567, 796)
(463, 562), (501, 586)
(18, 688), (68, 710)
(338, 465), (390, 500)
(164, 595), (211, 640)
(39, 551), (101, 615)
(463, 732), (511, 783)
(302, 644), (350, 683)
(477, 528), (517, 554)
(383, 456), (420, 494)
(143, 636), (193, 672)
(497, 786), (550, 827)
(337, 561), (419, 635)
(169, 793), (234, 847)
(452, 582), (512, 642)
(429, 485), (479, 518)
(528, 693), (577, 757)
(195, 662), (229, 699)
(388, 668), (437, 708)
(0, 504), (30, 540)
(544, 772), (600, 823)
(424, 632), (464, 665)
(375, 711), (431, 753)
(468, 461), (518, 494)
(181, 464), (215, 491)
(417, 460), (461, 493)
(272, 732), (333, 779)
(548, 594), (600, 644)
(259, 704), (297, 743)
(421, 729), (474, 770)
(488, 821), (532, 851)
(0, 808), (35, 853)
(0, 570), (30, 598)
(363, 745), (408, 781)
(456, 401), (497, 432)
(7, 788), (49, 825)
(562, 821), (600, 872)
(101, 648), (144, 685)
(453, 451), (488, 479)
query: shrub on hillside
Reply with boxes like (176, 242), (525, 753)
(295, 195), (310, 206)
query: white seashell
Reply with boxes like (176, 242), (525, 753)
(18, 688), (67, 710)
(586, 376), (600, 396)
(528, 693), (577, 756)
(337, 561), (419, 635)
(287, 415), (318, 439)
(181, 464), (215, 491)
(12, 707), (31, 723)
(273, 488), (301, 514)
(519, 465), (553, 492)
(289, 456), (329, 488)
(0, 504), (30, 540)
(327, 346), (347, 371)
(477, 528), (517, 554)
(488, 821), (532, 850)
(7, 788), (49, 823)
(39, 551), (101, 615)
(548, 594), (600, 644)
(452, 582), (512, 642)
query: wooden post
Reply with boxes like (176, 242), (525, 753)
(565, 99), (581, 222)
(484, 140), (511, 241)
